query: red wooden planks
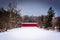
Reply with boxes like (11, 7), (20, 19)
(20, 23), (38, 27)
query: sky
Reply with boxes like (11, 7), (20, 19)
(0, 0), (60, 16)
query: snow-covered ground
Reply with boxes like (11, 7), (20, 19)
(0, 27), (60, 40)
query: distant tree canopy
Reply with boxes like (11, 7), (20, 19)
(56, 17), (60, 30)
(40, 15), (44, 22)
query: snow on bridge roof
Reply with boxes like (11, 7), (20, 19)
(22, 22), (38, 24)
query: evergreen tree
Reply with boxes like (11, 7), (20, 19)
(45, 7), (55, 28)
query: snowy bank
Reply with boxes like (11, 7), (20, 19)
(0, 27), (60, 40)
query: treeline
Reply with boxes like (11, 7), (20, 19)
(0, 3), (60, 32)
(38, 7), (60, 31)
(20, 7), (60, 31)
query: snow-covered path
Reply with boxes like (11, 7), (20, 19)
(0, 27), (60, 40)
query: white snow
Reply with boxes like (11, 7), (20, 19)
(0, 27), (60, 40)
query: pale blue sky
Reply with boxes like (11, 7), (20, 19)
(17, 0), (60, 16)
(0, 0), (60, 16)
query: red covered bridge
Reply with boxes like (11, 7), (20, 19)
(20, 23), (38, 27)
